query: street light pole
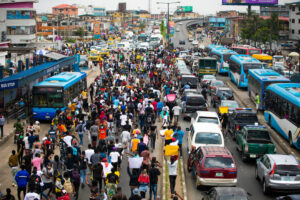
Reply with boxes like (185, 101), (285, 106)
(157, 1), (180, 48)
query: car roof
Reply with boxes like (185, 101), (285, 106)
(201, 146), (232, 156)
(186, 94), (204, 98)
(267, 154), (299, 165)
(192, 123), (222, 133)
(214, 187), (247, 196)
(217, 87), (231, 91)
(196, 111), (219, 118)
(221, 100), (238, 104)
(182, 75), (197, 78)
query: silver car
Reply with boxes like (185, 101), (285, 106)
(255, 154), (300, 194)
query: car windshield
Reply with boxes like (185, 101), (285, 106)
(217, 89), (233, 97)
(204, 157), (234, 168)
(195, 133), (221, 144)
(236, 114), (258, 122)
(220, 196), (248, 200)
(197, 117), (219, 124)
(247, 130), (271, 140)
(212, 81), (224, 86)
(221, 101), (239, 108)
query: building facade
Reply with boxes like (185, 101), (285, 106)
(287, 1), (300, 40)
(260, 5), (289, 17)
(0, 0), (37, 47)
(52, 4), (78, 17)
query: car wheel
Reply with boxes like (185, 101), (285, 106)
(262, 180), (269, 195)
(255, 167), (259, 181)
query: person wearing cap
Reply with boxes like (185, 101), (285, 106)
(109, 147), (121, 170)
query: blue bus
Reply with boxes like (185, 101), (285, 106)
(248, 69), (290, 110)
(264, 83), (300, 149)
(32, 72), (87, 120)
(210, 48), (237, 74)
(228, 55), (263, 88)
(204, 44), (226, 54)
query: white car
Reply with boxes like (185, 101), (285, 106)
(186, 123), (224, 153)
(191, 111), (221, 128)
(179, 22), (183, 25)
(176, 28), (180, 32)
(192, 40), (199, 45)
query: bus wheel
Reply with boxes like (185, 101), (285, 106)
(289, 132), (293, 147)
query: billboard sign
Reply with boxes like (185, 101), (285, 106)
(177, 6), (193, 12)
(222, 0), (278, 5)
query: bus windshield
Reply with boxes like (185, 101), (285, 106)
(243, 63), (262, 74)
(223, 54), (234, 62)
(33, 92), (64, 107)
(249, 49), (261, 55)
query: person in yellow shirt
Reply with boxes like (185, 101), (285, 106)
(69, 102), (76, 115)
(131, 135), (140, 152)
(164, 127), (174, 146)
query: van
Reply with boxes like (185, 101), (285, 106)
(116, 42), (130, 52)
(187, 146), (237, 187)
(180, 75), (198, 89)
(182, 94), (208, 119)
(186, 123), (224, 153)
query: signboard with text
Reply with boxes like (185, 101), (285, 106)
(222, 0), (278, 5)
(0, 80), (18, 90)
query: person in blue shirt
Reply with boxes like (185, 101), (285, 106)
(174, 126), (184, 157)
(15, 165), (30, 200)
(156, 100), (164, 122)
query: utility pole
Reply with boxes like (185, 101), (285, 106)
(157, 1), (180, 48)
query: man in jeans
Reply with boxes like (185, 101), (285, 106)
(148, 162), (161, 200)
(8, 150), (20, 187)
(0, 114), (5, 138)
(165, 155), (178, 196)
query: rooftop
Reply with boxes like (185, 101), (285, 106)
(52, 4), (77, 9)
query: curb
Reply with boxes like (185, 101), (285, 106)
(225, 81), (296, 158)
(180, 158), (188, 200)
(163, 159), (166, 200)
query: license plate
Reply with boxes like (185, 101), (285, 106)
(250, 154), (256, 158)
(283, 177), (291, 181)
(215, 173), (223, 177)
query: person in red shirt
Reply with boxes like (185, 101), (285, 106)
(149, 71), (154, 82)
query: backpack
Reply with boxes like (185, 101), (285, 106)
(108, 114), (113, 121)
(28, 175), (41, 193)
(72, 170), (81, 184)
(72, 147), (78, 156)
(63, 178), (73, 194)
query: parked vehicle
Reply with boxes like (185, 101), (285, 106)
(180, 75), (198, 89)
(216, 100), (239, 116)
(200, 75), (216, 88)
(202, 187), (249, 200)
(182, 94), (208, 119)
(255, 154), (300, 194)
(208, 80), (225, 95)
(236, 125), (275, 161)
(211, 87), (234, 108)
(227, 108), (259, 139)
(186, 123), (224, 153)
(191, 111), (221, 128)
(187, 146), (237, 187)
(276, 194), (300, 200)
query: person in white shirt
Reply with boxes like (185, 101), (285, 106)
(120, 112), (127, 127)
(84, 144), (95, 173)
(165, 156), (178, 195)
(24, 191), (40, 200)
(109, 147), (121, 170)
(63, 135), (73, 147)
(120, 130), (131, 151)
(23, 133), (30, 149)
(172, 105), (181, 123)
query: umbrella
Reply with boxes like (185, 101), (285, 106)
(35, 50), (49, 55)
(288, 52), (299, 57)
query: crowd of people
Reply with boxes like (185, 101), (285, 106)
(4, 45), (189, 200)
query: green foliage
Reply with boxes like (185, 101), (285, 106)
(139, 22), (145, 30)
(240, 11), (283, 48)
(66, 38), (76, 43)
(160, 20), (166, 38)
(76, 27), (85, 38)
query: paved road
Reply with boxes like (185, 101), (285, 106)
(171, 21), (193, 49)
(172, 22), (288, 200)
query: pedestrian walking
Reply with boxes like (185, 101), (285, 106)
(0, 113), (5, 138)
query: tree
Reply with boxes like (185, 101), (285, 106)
(139, 22), (145, 30)
(76, 27), (85, 39)
(266, 13), (281, 49)
(160, 20), (166, 38)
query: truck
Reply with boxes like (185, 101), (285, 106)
(197, 57), (217, 78)
(227, 108), (259, 140)
(236, 125), (275, 161)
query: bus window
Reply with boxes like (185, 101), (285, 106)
(33, 94), (47, 107)
(243, 63), (262, 74)
(48, 93), (63, 108)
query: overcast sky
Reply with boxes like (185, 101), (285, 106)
(34, 0), (295, 15)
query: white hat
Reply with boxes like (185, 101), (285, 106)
(35, 121), (40, 125)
